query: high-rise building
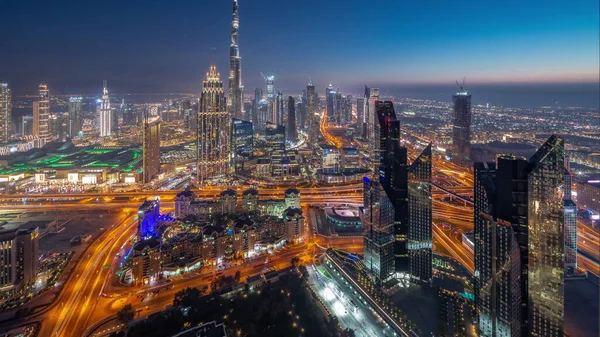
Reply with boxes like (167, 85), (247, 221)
(122, 103), (136, 126)
(563, 168), (577, 272)
(265, 121), (285, 154)
(326, 84), (335, 120)
(408, 144), (432, 285)
(67, 96), (82, 138)
(451, 83), (472, 165)
(138, 199), (159, 239)
(227, 0), (243, 120)
(32, 84), (50, 144)
(0, 83), (11, 143)
(99, 80), (112, 137)
(252, 87), (262, 125)
(527, 135), (564, 337)
(197, 64), (231, 183)
(365, 85), (379, 144)
(0, 226), (39, 293)
(232, 118), (253, 157)
(266, 76), (275, 100)
(306, 81), (318, 143)
(287, 96), (297, 141)
(143, 115), (161, 184)
(21, 116), (33, 136)
(274, 92), (283, 126)
(342, 94), (352, 126)
(474, 135), (565, 337)
(357, 97), (366, 138)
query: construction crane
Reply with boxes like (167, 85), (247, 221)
(456, 76), (467, 92)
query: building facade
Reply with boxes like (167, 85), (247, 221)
(287, 96), (297, 141)
(0, 227), (39, 293)
(0, 83), (11, 143)
(33, 84), (51, 144)
(451, 86), (472, 165)
(143, 115), (161, 184)
(67, 96), (82, 138)
(227, 0), (243, 120)
(99, 80), (112, 137)
(197, 64), (231, 183)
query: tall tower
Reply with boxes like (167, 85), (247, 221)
(33, 84), (50, 144)
(527, 135), (564, 337)
(287, 96), (297, 141)
(99, 80), (112, 137)
(143, 113), (161, 184)
(563, 168), (577, 273)
(306, 81), (318, 143)
(227, 0), (243, 120)
(197, 64), (231, 183)
(68, 96), (83, 138)
(452, 79), (472, 165)
(0, 83), (11, 143)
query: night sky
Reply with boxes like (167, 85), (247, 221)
(1, 0), (598, 95)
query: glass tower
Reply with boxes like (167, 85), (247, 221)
(451, 86), (472, 165)
(0, 83), (11, 143)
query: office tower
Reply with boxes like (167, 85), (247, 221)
(227, 0), (243, 120)
(52, 113), (69, 141)
(357, 97), (366, 137)
(67, 96), (82, 138)
(143, 114), (161, 184)
(298, 90), (307, 128)
(326, 84), (335, 120)
(363, 176), (395, 284)
(274, 92), (283, 126)
(475, 155), (528, 337)
(563, 168), (577, 272)
(252, 87), (262, 124)
(408, 144), (432, 285)
(122, 103), (136, 126)
(256, 98), (268, 134)
(197, 63), (231, 183)
(341, 94), (352, 126)
(333, 91), (343, 126)
(21, 116), (33, 136)
(451, 82), (472, 165)
(32, 84), (51, 144)
(527, 135), (564, 337)
(0, 227), (39, 293)
(266, 75), (274, 100)
(265, 121), (285, 153)
(243, 101), (252, 121)
(232, 118), (253, 157)
(306, 81), (318, 143)
(0, 83), (11, 143)
(474, 136), (565, 337)
(99, 80), (112, 137)
(287, 96), (297, 141)
(365, 85), (379, 144)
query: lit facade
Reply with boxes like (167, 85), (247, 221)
(0, 83), (11, 143)
(527, 135), (564, 337)
(68, 96), (82, 138)
(563, 168), (577, 272)
(33, 84), (50, 144)
(227, 0), (243, 120)
(99, 80), (112, 137)
(265, 121), (285, 153)
(287, 96), (297, 141)
(197, 64), (231, 183)
(451, 88), (472, 164)
(408, 144), (432, 285)
(138, 199), (160, 239)
(142, 115), (161, 184)
(306, 81), (318, 143)
(0, 227), (39, 293)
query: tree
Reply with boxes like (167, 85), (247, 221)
(117, 304), (135, 326)
(173, 287), (201, 308)
(234, 270), (241, 282)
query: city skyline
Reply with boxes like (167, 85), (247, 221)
(0, 0), (598, 96)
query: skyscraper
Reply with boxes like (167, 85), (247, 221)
(197, 64), (231, 183)
(527, 135), (564, 337)
(356, 97), (366, 138)
(265, 121), (285, 154)
(287, 96), (297, 141)
(474, 136), (565, 337)
(227, 0), (243, 120)
(0, 227), (39, 292)
(563, 168), (577, 273)
(365, 85), (379, 144)
(232, 118), (253, 157)
(274, 92), (283, 126)
(306, 81), (318, 143)
(143, 114), (161, 184)
(326, 84), (335, 120)
(408, 144), (432, 285)
(451, 82), (472, 165)
(99, 80), (112, 137)
(0, 83), (11, 143)
(266, 75), (274, 100)
(68, 96), (82, 138)
(252, 87), (262, 125)
(33, 84), (50, 144)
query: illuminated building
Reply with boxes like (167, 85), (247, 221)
(0, 83), (11, 143)
(32, 84), (50, 144)
(408, 144), (432, 285)
(273, 92), (283, 126)
(341, 147), (361, 169)
(284, 187), (301, 209)
(138, 199), (159, 238)
(122, 103), (136, 126)
(21, 116), (33, 136)
(326, 84), (335, 120)
(283, 208), (304, 243)
(220, 188), (237, 215)
(342, 94), (352, 126)
(252, 87), (262, 125)
(357, 97), (366, 138)
(334, 91), (343, 125)
(575, 179), (599, 213)
(0, 226), (39, 293)
(227, 0), (243, 120)
(175, 188), (195, 218)
(99, 80), (112, 137)
(142, 115), (161, 184)
(527, 135), (564, 337)
(287, 96), (297, 141)
(451, 83), (472, 164)
(475, 155), (528, 337)
(242, 188), (259, 213)
(131, 237), (161, 286)
(365, 85), (379, 144)
(67, 96), (82, 138)
(563, 168), (577, 272)
(306, 81), (318, 143)
(297, 91), (306, 129)
(197, 63), (231, 183)
(321, 144), (341, 172)
(265, 75), (274, 100)
(232, 118), (253, 158)
(265, 121), (285, 153)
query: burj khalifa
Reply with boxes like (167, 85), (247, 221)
(227, 0), (243, 120)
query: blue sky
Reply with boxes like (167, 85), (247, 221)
(0, 0), (598, 94)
